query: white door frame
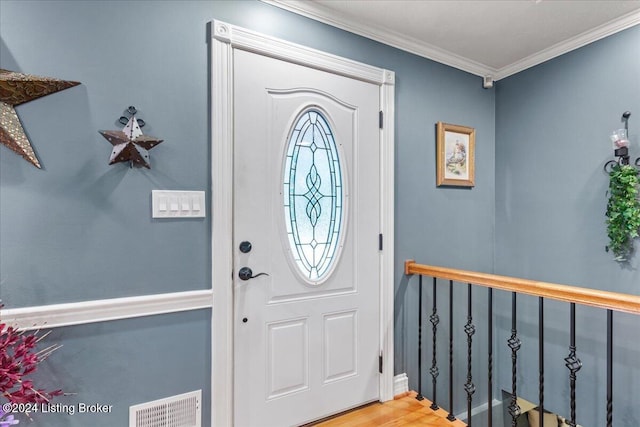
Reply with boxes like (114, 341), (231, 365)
(210, 20), (395, 427)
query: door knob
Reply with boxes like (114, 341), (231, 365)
(238, 267), (269, 281)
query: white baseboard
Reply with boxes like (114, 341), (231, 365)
(0, 290), (213, 330)
(393, 373), (409, 396)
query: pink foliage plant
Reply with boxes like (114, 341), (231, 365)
(0, 320), (62, 405)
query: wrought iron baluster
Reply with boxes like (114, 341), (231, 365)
(430, 277), (440, 410)
(508, 292), (522, 427)
(464, 283), (476, 426)
(417, 274), (424, 401)
(488, 288), (493, 427)
(447, 280), (456, 422)
(564, 303), (582, 427)
(539, 297), (544, 427)
(606, 310), (613, 427)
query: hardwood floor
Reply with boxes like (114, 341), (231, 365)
(306, 392), (468, 427)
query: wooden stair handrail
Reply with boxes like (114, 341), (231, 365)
(405, 260), (640, 315)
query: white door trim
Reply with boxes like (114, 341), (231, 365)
(210, 20), (395, 426)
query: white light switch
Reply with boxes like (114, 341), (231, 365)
(152, 190), (206, 218)
(181, 197), (190, 211)
(158, 196), (168, 212)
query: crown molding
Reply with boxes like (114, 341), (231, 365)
(264, 0), (640, 81)
(494, 8), (640, 80)
(262, 0), (495, 78)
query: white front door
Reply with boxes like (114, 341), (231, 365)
(232, 48), (381, 427)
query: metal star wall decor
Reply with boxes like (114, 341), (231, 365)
(0, 69), (80, 168)
(99, 106), (163, 169)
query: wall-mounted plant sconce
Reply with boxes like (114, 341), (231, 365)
(98, 106), (163, 169)
(604, 111), (640, 262)
(604, 111), (638, 171)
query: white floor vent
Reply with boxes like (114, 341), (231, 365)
(129, 390), (201, 427)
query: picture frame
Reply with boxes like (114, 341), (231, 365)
(436, 121), (475, 187)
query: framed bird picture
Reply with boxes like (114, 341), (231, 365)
(436, 121), (475, 187)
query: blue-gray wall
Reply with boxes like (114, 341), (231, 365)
(10, 1), (635, 426)
(393, 56), (495, 414)
(495, 25), (640, 425)
(0, 1), (495, 425)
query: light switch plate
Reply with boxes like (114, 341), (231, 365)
(152, 190), (206, 218)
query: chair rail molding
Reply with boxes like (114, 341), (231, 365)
(0, 290), (213, 331)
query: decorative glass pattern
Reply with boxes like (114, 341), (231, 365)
(283, 109), (343, 282)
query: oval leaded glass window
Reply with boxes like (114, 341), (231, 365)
(283, 109), (344, 283)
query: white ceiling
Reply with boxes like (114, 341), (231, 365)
(265, 0), (640, 80)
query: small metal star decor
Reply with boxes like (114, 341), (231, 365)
(0, 69), (80, 168)
(99, 106), (163, 169)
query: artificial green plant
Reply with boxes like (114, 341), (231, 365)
(606, 163), (640, 261)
